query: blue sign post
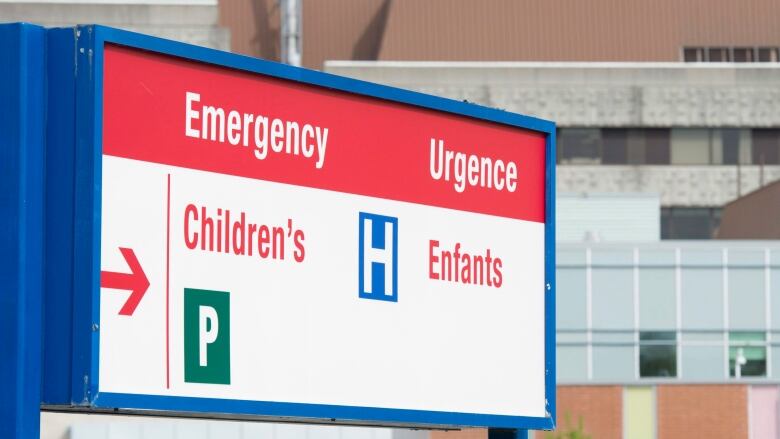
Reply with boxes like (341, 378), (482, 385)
(0, 23), (46, 439)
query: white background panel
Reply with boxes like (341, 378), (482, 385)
(99, 156), (546, 417)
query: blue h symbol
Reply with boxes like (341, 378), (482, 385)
(358, 212), (398, 302)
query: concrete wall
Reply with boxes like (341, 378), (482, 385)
(559, 165), (780, 207)
(324, 62), (780, 128)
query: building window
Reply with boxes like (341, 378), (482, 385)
(720, 129), (741, 164)
(661, 207), (722, 239)
(558, 128), (600, 164)
(670, 129), (710, 164)
(601, 129), (627, 164)
(683, 46), (780, 63)
(733, 48), (755, 63)
(644, 128), (671, 164)
(558, 128), (776, 166)
(729, 332), (767, 378)
(639, 331), (677, 377)
(708, 47), (730, 62)
(559, 128), (671, 165)
(758, 48), (780, 62)
(683, 47), (705, 62)
(752, 129), (780, 165)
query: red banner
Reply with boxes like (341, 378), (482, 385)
(103, 44), (546, 222)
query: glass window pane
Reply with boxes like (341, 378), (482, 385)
(729, 346), (766, 377)
(720, 129), (741, 164)
(681, 345), (725, 380)
(558, 346), (588, 382)
(681, 267), (723, 329)
(733, 48), (754, 62)
(639, 268), (676, 329)
(752, 129), (780, 165)
(645, 128), (671, 164)
(640, 345), (677, 377)
(758, 48), (779, 62)
(708, 47), (730, 62)
(602, 129), (628, 164)
(626, 129), (646, 165)
(639, 331), (677, 378)
(683, 47), (703, 62)
(729, 332), (766, 378)
(671, 129), (710, 164)
(558, 268), (587, 329)
(640, 331), (676, 342)
(593, 346), (635, 381)
(730, 332), (765, 343)
(773, 262), (780, 331)
(682, 331), (723, 342)
(560, 128), (600, 164)
(773, 346), (780, 378)
(660, 208), (671, 239)
(592, 267), (634, 330)
(666, 208), (715, 239)
(728, 265), (765, 331)
(739, 129), (753, 164)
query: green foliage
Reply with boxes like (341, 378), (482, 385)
(544, 413), (592, 439)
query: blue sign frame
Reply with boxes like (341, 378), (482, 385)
(0, 23), (46, 439)
(43, 24), (556, 431)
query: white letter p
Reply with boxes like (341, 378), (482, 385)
(199, 305), (219, 367)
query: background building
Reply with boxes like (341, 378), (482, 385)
(311, 2), (780, 438)
(719, 181), (780, 239)
(223, 0), (780, 240)
(220, 0), (780, 69)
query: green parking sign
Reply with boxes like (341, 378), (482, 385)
(184, 288), (230, 384)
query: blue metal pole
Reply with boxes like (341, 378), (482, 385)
(0, 22), (46, 439)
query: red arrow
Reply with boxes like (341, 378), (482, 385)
(100, 247), (150, 316)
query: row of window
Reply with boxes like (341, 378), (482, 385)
(557, 246), (779, 334)
(639, 331), (766, 379)
(558, 330), (772, 382)
(683, 47), (780, 63)
(557, 246), (780, 382)
(557, 128), (780, 166)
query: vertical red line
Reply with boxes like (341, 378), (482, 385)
(166, 173), (171, 389)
